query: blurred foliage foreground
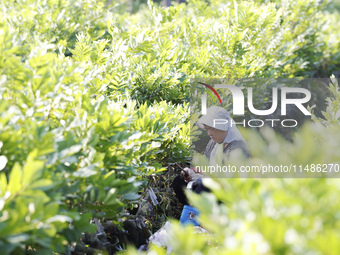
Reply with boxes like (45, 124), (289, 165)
(1, 0), (340, 254)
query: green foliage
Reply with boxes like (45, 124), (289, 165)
(93, 0), (340, 104)
(0, 47), (189, 251)
(0, 150), (96, 254)
(131, 101), (191, 164)
(0, 0), (109, 55)
(311, 75), (340, 125)
(0, 7), (190, 251)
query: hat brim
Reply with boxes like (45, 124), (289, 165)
(197, 114), (229, 131)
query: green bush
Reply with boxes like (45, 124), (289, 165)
(0, 18), (190, 253)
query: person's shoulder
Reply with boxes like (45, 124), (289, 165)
(225, 140), (250, 157)
(227, 140), (247, 148)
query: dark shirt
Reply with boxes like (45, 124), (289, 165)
(203, 139), (250, 159)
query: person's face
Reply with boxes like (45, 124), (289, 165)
(204, 124), (227, 144)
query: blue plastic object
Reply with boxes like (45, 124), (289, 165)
(179, 205), (200, 226)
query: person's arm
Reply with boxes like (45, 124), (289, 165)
(181, 167), (203, 183)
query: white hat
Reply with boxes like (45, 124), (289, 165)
(197, 106), (245, 143)
(197, 106), (230, 131)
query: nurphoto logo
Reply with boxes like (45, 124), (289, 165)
(199, 82), (312, 128)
